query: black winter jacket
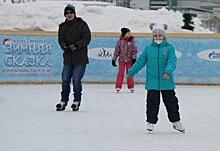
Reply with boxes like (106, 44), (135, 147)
(58, 17), (91, 65)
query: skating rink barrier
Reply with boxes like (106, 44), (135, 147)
(0, 30), (220, 85)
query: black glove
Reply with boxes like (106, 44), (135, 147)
(132, 59), (136, 65)
(68, 44), (78, 52)
(62, 46), (69, 53)
(112, 60), (117, 67)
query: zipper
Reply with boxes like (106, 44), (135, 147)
(158, 44), (160, 89)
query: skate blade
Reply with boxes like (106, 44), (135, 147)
(173, 126), (185, 133)
(56, 107), (65, 111)
(147, 129), (153, 134)
(72, 109), (79, 112)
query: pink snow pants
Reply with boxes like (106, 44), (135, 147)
(115, 61), (134, 89)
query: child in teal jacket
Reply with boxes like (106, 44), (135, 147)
(128, 23), (185, 133)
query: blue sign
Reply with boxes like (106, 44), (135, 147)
(0, 32), (220, 84)
(0, 34), (62, 82)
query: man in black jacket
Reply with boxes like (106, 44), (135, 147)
(56, 4), (91, 111)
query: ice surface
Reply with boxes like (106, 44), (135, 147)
(0, 84), (220, 151)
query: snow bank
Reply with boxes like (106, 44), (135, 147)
(0, 1), (212, 33)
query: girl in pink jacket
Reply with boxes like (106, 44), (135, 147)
(112, 27), (138, 93)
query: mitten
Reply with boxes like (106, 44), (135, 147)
(132, 59), (136, 65)
(112, 60), (117, 67)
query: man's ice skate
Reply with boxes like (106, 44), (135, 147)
(146, 122), (154, 133)
(172, 121), (185, 133)
(116, 88), (120, 93)
(71, 102), (80, 111)
(130, 88), (134, 93)
(56, 102), (66, 111)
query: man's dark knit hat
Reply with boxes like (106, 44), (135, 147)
(64, 4), (76, 16)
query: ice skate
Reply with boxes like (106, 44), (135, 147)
(116, 88), (120, 93)
(172, 121), (185, 133)
(146, 122), (154, 133)
(130, 88), (134, 93)
(71, 102), (80, 111)
(56, 102), (66, 111)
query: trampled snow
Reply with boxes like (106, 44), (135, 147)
(0, 1), (212, 33)
(0, 84), (220, 151)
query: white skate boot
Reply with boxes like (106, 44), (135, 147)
(71, 102), (80, 111)
(146, 122), (154, 132)
(116, 88), (120, 93)
(172, 121), (185, 133)
(56, 102), (67, 111)
(129, 88), (134, 93)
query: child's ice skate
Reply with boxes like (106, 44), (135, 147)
(116, 88), (120, 93)
(130, 88), (134, 93)
(56, 102), (67, 111)
(146, 122), (154, 133)
(172, 121), (185, 133)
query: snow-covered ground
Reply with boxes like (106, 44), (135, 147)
(0, 1), (211, 33)
(0, 84), (220, 151)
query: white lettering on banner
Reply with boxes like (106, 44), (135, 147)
(4, 55), (51, 67)
(3, 38), (52, 67)
(4, 43), (52, 55)
(197, 49), (220, 62)
(88, 47), (114, 60)
(88, 48), (182, 60)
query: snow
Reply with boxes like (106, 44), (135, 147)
(0, 84), (220, 151)
(0, 1), (212, 33)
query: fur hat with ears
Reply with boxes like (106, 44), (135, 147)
(149, 23), (168, 37)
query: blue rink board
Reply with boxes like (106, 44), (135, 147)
(0, 34), (220, 84)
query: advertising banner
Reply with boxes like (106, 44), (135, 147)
(0, 32), (220, 84)
(85, 36), (220, 84)
(0, 34), (62, 82)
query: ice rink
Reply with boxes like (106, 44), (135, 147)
(0, 84), (220, 151)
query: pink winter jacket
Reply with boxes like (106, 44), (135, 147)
(112, 36), (138, 63)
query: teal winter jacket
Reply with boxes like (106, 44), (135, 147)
(128, 39), (177, 90)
